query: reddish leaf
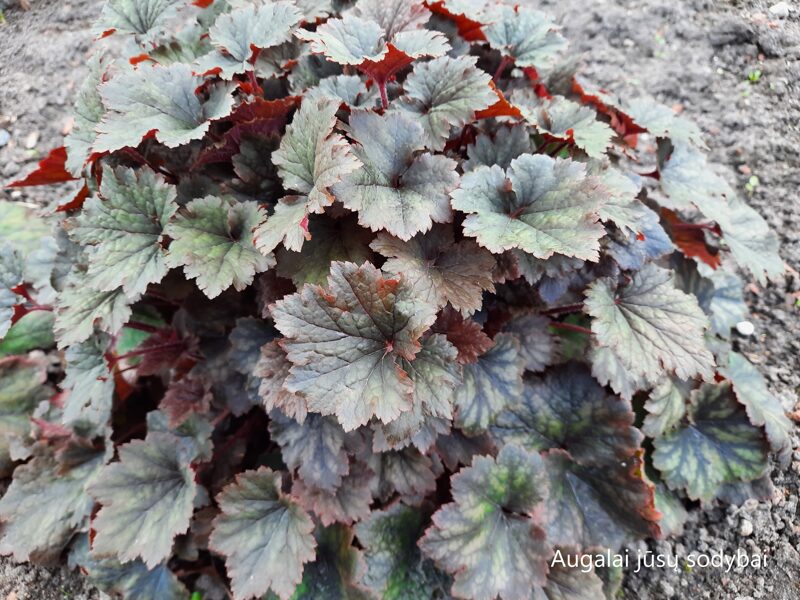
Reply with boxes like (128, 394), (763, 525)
(475, 82), (523, 120)
(56, 184), (90, 213)
(160, 378), (212, 428)
(662, 208), (721, 269)
(358, 44), (415, 89)
(193, 0), (214, 6)
(572, 77), (645, 139)
(432, 307), (494, 364)
(7, 147), (77, 188)
(425, 1), (486, 42)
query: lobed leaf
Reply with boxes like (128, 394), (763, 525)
(483, 5), (566, 69)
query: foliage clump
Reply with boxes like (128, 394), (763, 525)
(0, 0), (788, 598)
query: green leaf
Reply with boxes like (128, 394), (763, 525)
(92, 0), (179, 40)
(484, 5), (567, 68)
(454, 333), (523, 434)
(88, 432), (198, 567)
(465, 125), (532, 172)
(658, 142), (725, 212)
(356, 503), (451, 600)
(276, 214), (374, 287)
(652, 383), (769, 502)
(65, 53), (106, 175)
(703, 194), (783, 285)
(543, 449), (661, 549)
(270, 412), (349, 492)
(492, 364), (642, 467)
(0, 450), (105, 562)
(61, 333), (114, 428)
(451, 154), (606, 261)
(654, 484), (689, 537)
(588, 343), (648, 401)
(593, 165), (645, 235)
(306, 74), (379, 108)
(95, 64), (235, 153)
(284, 524), (369, 600)
(296, 14), (387, 65)
(371, 225), (495, 317)
(165, 196), (273, 299)
(722, 352), (792, 464)
(54, 285), (134, 347)
(196, 2), (301, 78)
(272, 98), (360, 213)
(642, 377), (690, 438)
(209, 468), (316, 600)
(420, 445), (550, 600)
(67, 165), (178, 296)
(0, 310), (55, 357)
(0, 246), (23, 338)
(585, 263), (715, 383)
(0, 202), (54, 257)
(515, 92), (613, 158)
(0, 357), (50, 475)
(396, 55), (495, 150)
(272, 261), (437, 431)
(332, 110), (459, 241)
(625, 98), (705, 147)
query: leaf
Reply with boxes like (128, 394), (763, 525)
(722, 352), (792, 464)
(371, 225), (495, 316)
(704, 194), (783, 285)
(543, 449), (661, 549)
(272, 261), (437, 431)
(624, 98), (704, 147)
(332, 111), (459, 241)
(55, 285), (135, 348)
(657, 142), (726, 212)
(0, 310), (55, 357)
(465, 125), (532, 172)
(61, 333), (114, 428)
(585, 263), (715, 383)
(368, 447), (437, 501)
(483, 5), (567, 68)
(654, 484), (689, 537)
(652, 383), (769, 502)
(0, 247), (22, 339)
(0, 450), (105, 562)
(396, 55), (495, 150)
(376, 333), (461, 451)
(492, 364), (642, 467)
(272, 98), (360, 212)
(270, 412), (349, 492)
(514, 92), (613, 158)
(255, 341), (308, 424)
(356, 503), (451, 599)
(196, 2), (301, 78)
(593, 165), (645, 235)
(642, 377), (690, 438)
(165, 196), (274, 299)
(451, 154), (606, 261)
(503, 314), (556, 373)
(65, 53), (106, 175)
(160, 378), (212, 428)
(283, 524), (369, 600)
(92, 0), (179, 39)
(306, 74), (379, 108)
(296, 14), (387, 66)
(7, 146), (77, 188)
(432, 307), (494, 365)
(66, 166), (178, 296)
(420, 445), (550, 600)
(588, 343), (649, 402)
(88, 431), (198, 567)
(538, 558), (606, 600)
(454, 333), (523, 434)
(0, 357), (51, 475)
(71, 536), (189, 600)
(276, 214), (374, 287)
(292, 469), (373, 527)
(606, 205), (673, 271)
(209, 467), (316, 600)
(95, 64), (235, 153)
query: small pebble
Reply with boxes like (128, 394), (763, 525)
(24, 131), (39, 149)
(0, 129), (9, 147)
(736, 321), (755, 336)
(769, 2), (791, 18)
(740, 519), (754, 536)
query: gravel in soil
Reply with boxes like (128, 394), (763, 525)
(0, 0), (798, 599)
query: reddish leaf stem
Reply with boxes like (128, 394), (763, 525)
(539, 302), (584, 316)
(124, 321), (160, 334)
(493, 55), (514, 82)
(377, 79), (389, 109)
(548, 321), (593, 336)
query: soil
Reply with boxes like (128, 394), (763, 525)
(0, 0), (798, 599)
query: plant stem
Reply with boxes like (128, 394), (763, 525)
(548, 321), (593, 336)
(539, 302), (584, 316)
(124, 321), (160, 334)
(378, 79), (389, 109)
(493, 56), (513, 82)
